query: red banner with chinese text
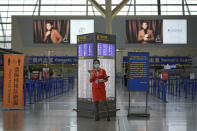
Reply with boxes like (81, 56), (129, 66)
(3, 54), (24, 109)
(162, 72), (169, 81)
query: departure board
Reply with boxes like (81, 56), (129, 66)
(78, 43), (94, 57)
(97, 43), (115, 57)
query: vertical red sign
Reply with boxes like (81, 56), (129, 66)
(162, 72), (169, 81)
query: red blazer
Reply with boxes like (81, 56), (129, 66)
(44, 29), (63, 44)
(137, 29), (154, 44)
(89, 68), (108, 89)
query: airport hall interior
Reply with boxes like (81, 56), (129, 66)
(0, 0), (197, 131)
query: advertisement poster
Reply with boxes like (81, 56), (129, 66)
(70, 20), (94, 44)
(163, 19), (187, 44)
(3, 54), (24, 109)
(126, 20), (163, 44)
(33, 20), (70, 44)
(126, 19), (187, 44)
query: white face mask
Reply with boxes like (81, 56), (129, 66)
(94, 64), (100, 69)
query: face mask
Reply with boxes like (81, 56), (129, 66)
(94, 64), (100, 69)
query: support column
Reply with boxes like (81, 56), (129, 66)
(86, 0), (88, 16)
(105, 0), (112, 34)
(89, 0), (129, 34)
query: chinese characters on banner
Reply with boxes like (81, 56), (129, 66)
(162, 72), (169, 81)
(3, 54), (24, 109)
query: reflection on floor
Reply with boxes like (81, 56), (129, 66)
(0, 81), (196, 131)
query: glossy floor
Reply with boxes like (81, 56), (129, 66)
(0, 83), (196, 131)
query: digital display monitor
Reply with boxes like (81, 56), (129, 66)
(163, 19), (187, 44)
(78, 43), (94, 57)
(126, 19), (187, 44)
(71, 20), (94, 44)
(97, 43), (115, 57)
(126, 20), (163, 44)
(170, 65), (176, 69)
(164, 65), (171, 70)
(33, 20), (70, 44)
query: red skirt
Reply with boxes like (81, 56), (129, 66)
(92, 87), (106, 101)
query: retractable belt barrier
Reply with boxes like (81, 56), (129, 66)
(0, 76), (74, 105)
(149, 78), (197, 102)
(23, 77), (74, 106)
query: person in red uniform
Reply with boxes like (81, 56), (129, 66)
(89, 59), (110, 121)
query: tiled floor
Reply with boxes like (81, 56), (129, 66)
(0, 82), (196, 131)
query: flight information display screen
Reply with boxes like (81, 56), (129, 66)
(97, 43), (115, 57)
(78, 43), (94, 57)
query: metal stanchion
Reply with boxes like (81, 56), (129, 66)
(23, 79), (26, 106)
(162, 81), (167, 103)
(157, 79), (160, 99)
(153, 79), (156, 96)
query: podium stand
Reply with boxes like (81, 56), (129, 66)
(76, 33), (116, 118)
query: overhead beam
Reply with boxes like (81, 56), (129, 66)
(88, 0), (105, 17)
(91, 2), (96, 16)
(0, 13), (6, 48)
(86, 0), (88, 16)
(134, 0), (136, 15)
(127, 0), (132, 15)
(157, 0), (161, 15)
(184, 0), (191, 15)
(0, 4), (196, 6)
(112, 0), (129, 18)
(105, 0), (112, 34)
(0, 48), (23, 54)
(32, 0), (39, 15)
(38, 0), (41, 16)
(182, 0), (185, 15)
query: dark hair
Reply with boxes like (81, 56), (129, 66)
(46, 21), (53, 25)
(142, 21), (148, 25)
(93, 59), (100, 64)
(141, 21), (149, 30)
